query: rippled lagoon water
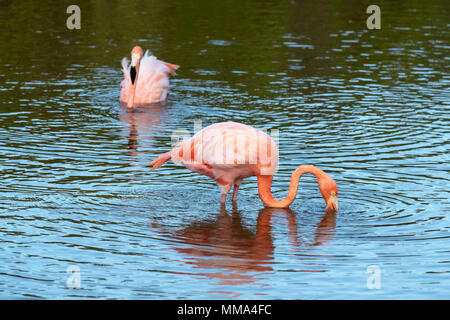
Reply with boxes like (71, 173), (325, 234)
(0, 0), (449, 299)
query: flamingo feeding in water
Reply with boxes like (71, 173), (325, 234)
(150, 122), (338, 211)
(120, 46), (179, 108)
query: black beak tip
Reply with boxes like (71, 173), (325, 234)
(130, 66), (137, 84)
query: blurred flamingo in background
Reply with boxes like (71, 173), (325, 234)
(120, 46), (179, 108)
(150, 121), (338, 211)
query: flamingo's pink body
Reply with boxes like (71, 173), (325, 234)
(120, 46), (179, 107)
(150, 122), (338, 211)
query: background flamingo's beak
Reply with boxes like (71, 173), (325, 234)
(130, 66), (137, 84)
(130, 53), (141, 85)
(131, 53), (140, 67)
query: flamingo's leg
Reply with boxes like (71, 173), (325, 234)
(231, 185), (239, 202)
(231, 178), (243, 202)
(219, 183), (232, 204)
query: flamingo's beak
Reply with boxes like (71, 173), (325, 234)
(326, 192), (338, 212)
(130, 66), (137, 85)
(130, 53), (141, 85)
(130, 53), (140, 67)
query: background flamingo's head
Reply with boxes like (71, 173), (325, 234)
(130, 46), (144, 67)
(318, 176), (338, 212)
(129, 46), (144, 85)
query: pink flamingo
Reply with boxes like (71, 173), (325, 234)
(150, 122), (338, 211)
(120, 46), (179, 108)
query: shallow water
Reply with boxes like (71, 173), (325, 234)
(0, 0), (449, 299)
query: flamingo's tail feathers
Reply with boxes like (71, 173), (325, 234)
(164, 62), (180, 75)
(149, 152), (172, 170)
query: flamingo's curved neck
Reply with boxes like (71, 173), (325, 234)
(257, 165), (332, 208)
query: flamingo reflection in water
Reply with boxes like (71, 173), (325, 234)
(151, 204), (337, 293)
(119, 101), (169, 169)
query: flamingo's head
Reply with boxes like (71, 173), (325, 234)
(319, 177), (338, 212)
(129, 46), (144, 85)
(130, 46), (144, 66)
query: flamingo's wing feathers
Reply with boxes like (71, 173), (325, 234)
(163, 62), (180, 75)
